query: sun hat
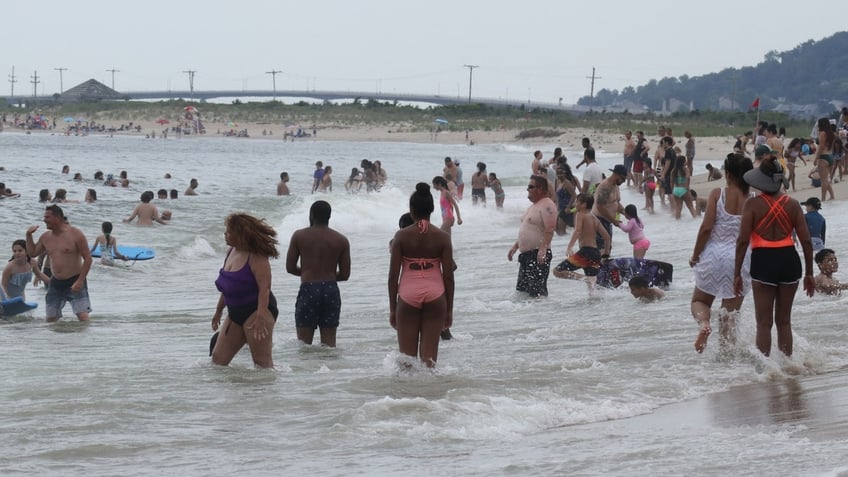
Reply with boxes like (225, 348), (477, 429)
(743, 159), (789, 194)
(801, 197), (822, 210)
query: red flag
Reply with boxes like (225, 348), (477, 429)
(750, 97), (760, 109)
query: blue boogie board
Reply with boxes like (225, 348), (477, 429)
(91, 245), (155, 261)
(595, 257), (674, 290)
(1, 296), (38, 317)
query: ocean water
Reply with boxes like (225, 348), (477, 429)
(1, 132), (847, 476)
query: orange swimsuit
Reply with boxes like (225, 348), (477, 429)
(750, 194), (794, 249)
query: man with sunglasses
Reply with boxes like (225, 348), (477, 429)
(507, 175), (557, 297)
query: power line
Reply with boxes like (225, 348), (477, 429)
(106, 68), (120, 90)
(30, 70), (40, 98)
(586, 66), (602, 112)
(8, 66), (17, 98)
(183, 70), (197, 101)
(463, 64), (479, 104)
(266, 69), (282, 101)
(54, 67), (67, 94)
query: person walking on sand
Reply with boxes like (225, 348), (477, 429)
(25, 205), (93, 322)
(507, 175), (557, 297)
(735, 155), (815, 357)
(689, 153), (754, 353)
(388, 183), (454, 367)
(815, 117), (836, 201)
(286, 200), (351, 347)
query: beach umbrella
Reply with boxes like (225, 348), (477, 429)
(156, 118), (170, 125)
(435, 118), (449, 125)
(63, 116), (75, 123)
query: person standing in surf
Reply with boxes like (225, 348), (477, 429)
(286, 200), (351, 348)
(211, 213), (279, 368)
(689, 153), (753, 353)
(388, 183), (454, 367)
(25, 205), (93, 322)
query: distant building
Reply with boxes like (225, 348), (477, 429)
(60, 79), (123, 102)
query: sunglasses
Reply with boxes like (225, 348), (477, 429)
(527, 185), (537, 190)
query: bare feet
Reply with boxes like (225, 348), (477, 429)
(694, 325), (711, 353)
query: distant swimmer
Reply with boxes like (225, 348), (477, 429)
(277, 172), (290, 195)
(628, 275), (665, 302)
(184, 178), (199, 196)
(124, 191), (169, 225)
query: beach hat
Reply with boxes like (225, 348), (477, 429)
(609, 164), (628, 177)
(754, 145), (773, 157)
(801, 197), (822, 209)
(743, 160), (789, 194)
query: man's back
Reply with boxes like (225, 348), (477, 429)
(289, 226), (350, 283)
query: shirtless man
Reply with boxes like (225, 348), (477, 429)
(531, 150), (544, 175)
(622, 131), (637, 187)
(124, 191), (169, 225)
(25, 205), (93, 322)
(507, 175), (557, 297)
(814, 248), (848, 295)
(443, 157), (459, 188)
(286, 200), (351, 347)
(553, 193), (610, 286)
(277, 172), (290, 196)
(184, 178), (199, 196)
(632, 131), (650, 192)
(592, 165), (626, 253)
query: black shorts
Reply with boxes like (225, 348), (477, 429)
(750, 247), (801, 286)
(295, 281), (341, 329)
(227, 292), (279, 326)
(471, 188), (486, 202)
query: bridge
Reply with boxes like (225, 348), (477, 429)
(4, 88), (578, 111)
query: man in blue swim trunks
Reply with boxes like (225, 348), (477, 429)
(286, 200), (351, 347)
(25, 205), (93, 322)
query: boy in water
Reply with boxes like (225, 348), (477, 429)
(553, 193), (610, 288)
(814, 248), (848, 295)
(628, 275), (665, 302)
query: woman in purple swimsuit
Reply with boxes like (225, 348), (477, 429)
(211, 213), (280, 368)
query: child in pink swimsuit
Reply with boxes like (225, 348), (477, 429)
(618, 204), (650, 259)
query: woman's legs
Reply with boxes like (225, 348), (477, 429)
(396, 295), (447, 367)
(751, 282), (777, 356)
(211, 318), (246, 366)
(820, 160), (835, 200)
(691, 288), (715, 353)
(774, 282), (799, 357)
(245, 314), (276, 368)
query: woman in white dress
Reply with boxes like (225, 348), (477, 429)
(688, 153), (754, 353)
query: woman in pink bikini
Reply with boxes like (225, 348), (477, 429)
(388, 183), (454, 367)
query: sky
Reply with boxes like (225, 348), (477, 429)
(5, 0), (844, 106)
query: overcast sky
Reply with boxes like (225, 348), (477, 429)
(6, 0), (842, 105)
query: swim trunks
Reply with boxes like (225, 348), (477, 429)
(471, 188), (486, 203)
(595, 215), (613, 252)
(295, 281), (341, 329)
(227, 292), (279, 327)
(516, 249), (552, 297)
(45, 274), (91, 319)
(555, 246), (601, 276)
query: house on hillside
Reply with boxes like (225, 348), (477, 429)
(60, 79), (124, 102)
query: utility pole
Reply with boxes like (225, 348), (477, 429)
(266, 69), (282, 101)
(106, 68), (120, 90)
(30, 70), (40, 98)
(586, 66), (602, 112)
(54, 67), (67, 94)
(8, 66), (17, 98)
(463, 64), (479, 104)
(183, 69), (196, 101)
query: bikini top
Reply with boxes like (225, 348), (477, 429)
(750, 194), (794, 249)
(214, 249), (258, 307)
